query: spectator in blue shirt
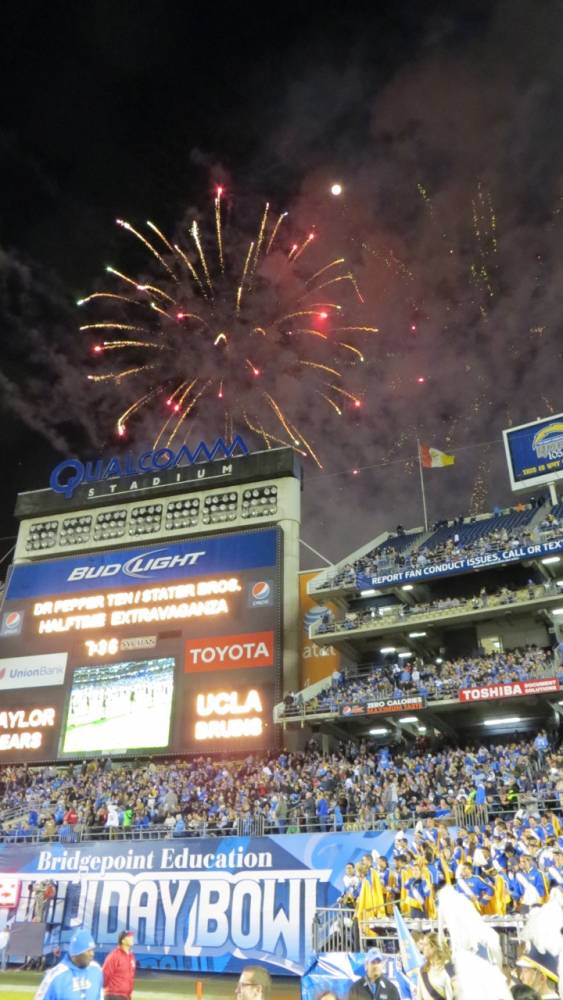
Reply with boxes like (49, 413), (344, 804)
(35, 928), (102, 1000)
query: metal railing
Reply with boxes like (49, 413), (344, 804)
(277, 667), (560, 720)
(313, 908), (522, 964)
(311, 587), (563, 640)
(2, 797), (560, 845)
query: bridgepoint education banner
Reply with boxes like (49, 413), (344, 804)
(358, 536), (563, 590)
(0, 830), (396, 975)
(459, 677), (560, 703)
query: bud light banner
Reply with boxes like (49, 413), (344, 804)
(0, 831), (396, 975)
(503, 413), (563, 491)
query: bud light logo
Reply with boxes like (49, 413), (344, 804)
(0, 610), (23, 636)
(248, 580), (273, 608)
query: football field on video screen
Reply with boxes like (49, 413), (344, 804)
(60, 657), (174, 754)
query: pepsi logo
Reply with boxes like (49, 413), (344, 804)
(251, 581), (271, 601)
(1, 610), (24, 636)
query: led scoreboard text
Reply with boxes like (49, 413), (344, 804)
(0, 528), (281, 761)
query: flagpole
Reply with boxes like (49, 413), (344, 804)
(417, 440), (429, 532)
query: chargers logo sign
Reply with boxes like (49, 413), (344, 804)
(248, 581), (273, 607)
(532, 421), (563, 461)
(0, 610), (24, 636)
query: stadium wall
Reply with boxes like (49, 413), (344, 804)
(475, 617), (550, 650)
(0, 830), (396, 975)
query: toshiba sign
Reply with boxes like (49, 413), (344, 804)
(185, 631), (274, 672)
(459, 677), (560, 702)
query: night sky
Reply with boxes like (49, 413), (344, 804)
(0, 1), (562, 565)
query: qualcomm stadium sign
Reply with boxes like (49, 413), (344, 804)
(0, 830), (397, 975)
(49, 437), (249, 499)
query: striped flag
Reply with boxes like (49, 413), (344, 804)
(419, 444), (455, 468)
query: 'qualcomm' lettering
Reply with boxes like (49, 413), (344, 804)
(50, 437), (249, 499)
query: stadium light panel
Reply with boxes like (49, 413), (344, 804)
(398, 651), (412, 658)
(435, 657), (443, 664)
(417, 726), (427, 733)
(552, 608), (563, 614)
(360, 589), (377, 597)
(408, 631), (427, 638)
(556, 580), (563, 586)
(380, 646), (396, 654)
(483, 717), (522, 726)
(369, 727), (389, 735)
(401, 584), (414, 591)
(541, 556), (561, 564)
(399, 716), (418, 723)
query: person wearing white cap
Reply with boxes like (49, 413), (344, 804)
(34, 927), (102, 1000)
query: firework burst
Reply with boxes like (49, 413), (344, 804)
(80, 188), (377, 467)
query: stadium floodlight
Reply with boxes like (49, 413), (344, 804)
(435, 657), (443, 664)
(369, 727), (389, 735)
(556, 580), (563, 586)
(401, 584), (414, 591)
(360, 588), (377, 597)
(380, 646), (396, 654)
(552, 608), (563, 614)
(398, 651), (412, 658)
(541, 556), (561, 564)
(558, 700), (563, 706)
(417, 726), (427, 733)
(399, 716), (418, 723)
(408, 631), (427, 638)
(483, 716), (522, 726)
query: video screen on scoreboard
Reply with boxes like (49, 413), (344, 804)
(60, 657), (175, 755)
(0, 527), (281, 762)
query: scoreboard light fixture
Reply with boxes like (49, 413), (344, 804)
(17, 478), (289, 560)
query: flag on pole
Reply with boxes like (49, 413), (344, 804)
(419, 444), (455, 468)
(393, 905), (425, 986)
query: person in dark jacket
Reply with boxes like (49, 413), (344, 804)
(347, 949), (400, 1000)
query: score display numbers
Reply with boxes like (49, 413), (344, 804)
(0, 527), (281, 761)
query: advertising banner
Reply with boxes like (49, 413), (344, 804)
(459, 677), (560, 702)
(341, 697), (425, 718)
(503, 414), (563, 491)
(299, 571), (341, 686)
(359, 536), (563, 590)
(0, 830), (397, 975)
(0, 528), (281, 761)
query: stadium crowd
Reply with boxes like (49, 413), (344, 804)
(312, 502), (563, 592)
(340, 799), (563, 921)
(313, 581), (561, 637)
(0, 729), (561, 844)
(282, 647), (558, 715)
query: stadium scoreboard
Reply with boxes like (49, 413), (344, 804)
(0, 447), (301, 762)
(503, 412), (563, 493)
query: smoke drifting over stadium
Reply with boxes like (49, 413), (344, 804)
(0, 1), (562, 556)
